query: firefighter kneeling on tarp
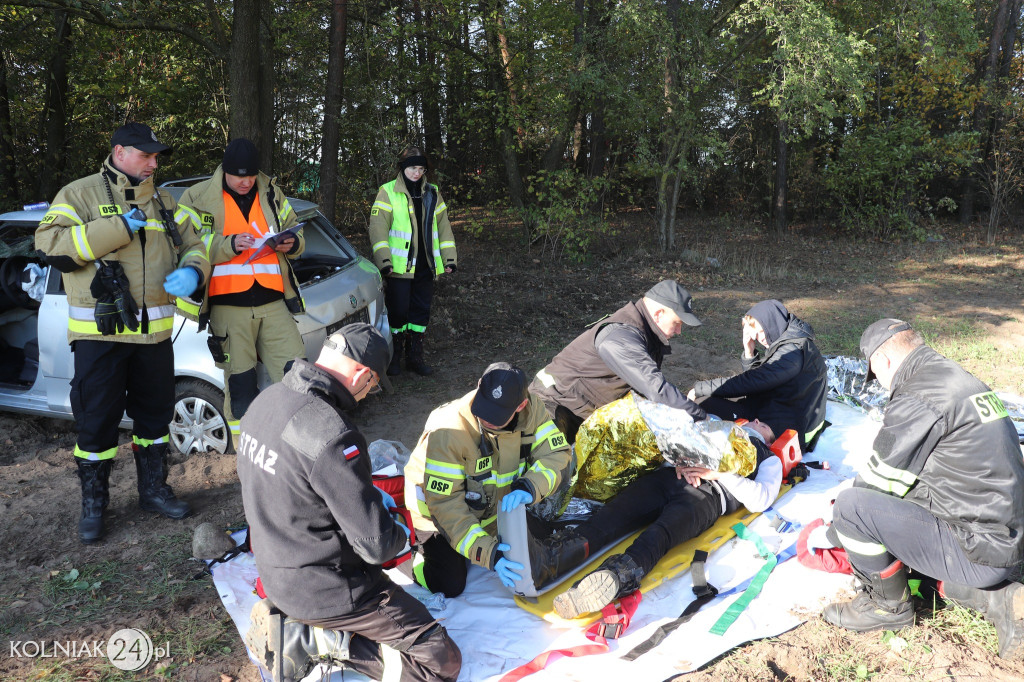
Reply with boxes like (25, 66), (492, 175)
(238, 324), (461, 682)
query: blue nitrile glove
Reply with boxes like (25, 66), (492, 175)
(378, 487), (396, 510)
(501, 489), (533, 513)
(121, 210), (146, 234)
(163, 267), (200, 297)
(391, 512), (411, 539)
(494, 543), (524, 588)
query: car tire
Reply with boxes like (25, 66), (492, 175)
(169, 379), (228, 460)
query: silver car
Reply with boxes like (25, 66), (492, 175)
(0, 188), (389, 457)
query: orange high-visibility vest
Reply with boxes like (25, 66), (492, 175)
(209, 191), (284, 296)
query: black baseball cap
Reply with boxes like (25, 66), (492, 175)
(110, 123), (171, 154)
(645, 280), (701, 327)
(860, 318), (912, 382)
(471, 362), (528, 427)
(223, 138), (260, 176)
(324, 323), (393, 392)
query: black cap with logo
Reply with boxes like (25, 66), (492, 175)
(110, 123), (172, 154)
(471, 362), (528, 427)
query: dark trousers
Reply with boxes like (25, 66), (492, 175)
(70, 339), (174, 454)
(575, 467), (725, 575)
(831, 486), (1014, 588)
(697, 395), (763, 424)
(303, 579), (461, 682)
(401, 530), (470, 598)
(386, 264), (434, 333)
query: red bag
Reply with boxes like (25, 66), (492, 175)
(373, 474), (416, 569)
(372, 473), (406, 508)
(797, 518), (853, 574)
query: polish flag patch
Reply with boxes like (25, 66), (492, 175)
(343, 445), (360, 460)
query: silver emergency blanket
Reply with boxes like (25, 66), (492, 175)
(634, 395), (756, 475)
(998, 393), (1024, 443)
(827, 355), (1024, 443)
(826, 355), (889, 419)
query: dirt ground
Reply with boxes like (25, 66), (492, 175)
(2, 210), (1023, 681)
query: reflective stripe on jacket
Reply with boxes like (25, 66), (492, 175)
(854, 345), (1024, 567)
(208, 192), (284, 296)
(34, 157), (211, 344)
(404, 390), (570, 570)
(367, 174), (456, 277)
(177, 165), (304, 320)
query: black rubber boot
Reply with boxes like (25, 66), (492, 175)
(529, 528), (592, 591)
(246, 598), (351, 682)
(134, 443), (190, 519)
(76, 458), (111, 544)
(823, 560), (914, 632)
(941, 580), (1024, 659)
(405, 332), (434, 376)
(553, 553), (644, 619)
(387, 332), (404, 376)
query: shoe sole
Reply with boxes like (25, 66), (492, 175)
(553, 571), (618, 620)
(998, 582), (1024, 659)
(1008, 582), (1024, 620)
(245, 599), (280, 674)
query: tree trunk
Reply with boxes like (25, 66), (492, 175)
(959, 0), (1014, 224)
(319, 0), (348, 223)
(655, 135), (681, 251)
(38, 11), (71, 200)
(483, 0), (532, 236)
(539, 0), (586, 173)
(257, 0), (275, 173)
(772, 117), (788, 234)
(414, 1), (444, 170)
(229, 0), (272, 168)
(0, 50), (18, 205)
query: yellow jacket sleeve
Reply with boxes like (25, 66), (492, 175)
(434, 189), (457, 270)
(367, 186), (393, 271)
(421, 428), (502, 569)
(35, 188), (131, 266)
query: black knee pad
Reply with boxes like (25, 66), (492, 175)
(228, 368), (259, 418)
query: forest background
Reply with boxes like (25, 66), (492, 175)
(0, 0), (1021, 252)
(2, 3), (1024, 680)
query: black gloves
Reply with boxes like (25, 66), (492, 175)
(91, 261), (140, 335)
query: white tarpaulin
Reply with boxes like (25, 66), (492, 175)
(212, 398), (907, 681)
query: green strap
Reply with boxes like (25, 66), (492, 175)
(709, 523), (777, 636)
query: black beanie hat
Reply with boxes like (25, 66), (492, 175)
(223, 138), (259, 176)
(399, 154), (429, 171)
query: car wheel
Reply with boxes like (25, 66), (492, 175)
(169, 379), (228, 459)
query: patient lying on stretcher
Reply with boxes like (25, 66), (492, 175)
(548, 418), (784, 619)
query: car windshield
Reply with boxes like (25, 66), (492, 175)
(0, 222), (38, 257)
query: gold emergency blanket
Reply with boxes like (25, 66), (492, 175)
(573, 394), (662, 502)
(573, 393), (757, 502)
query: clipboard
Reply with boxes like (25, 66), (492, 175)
(243, 223), (304, 265)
